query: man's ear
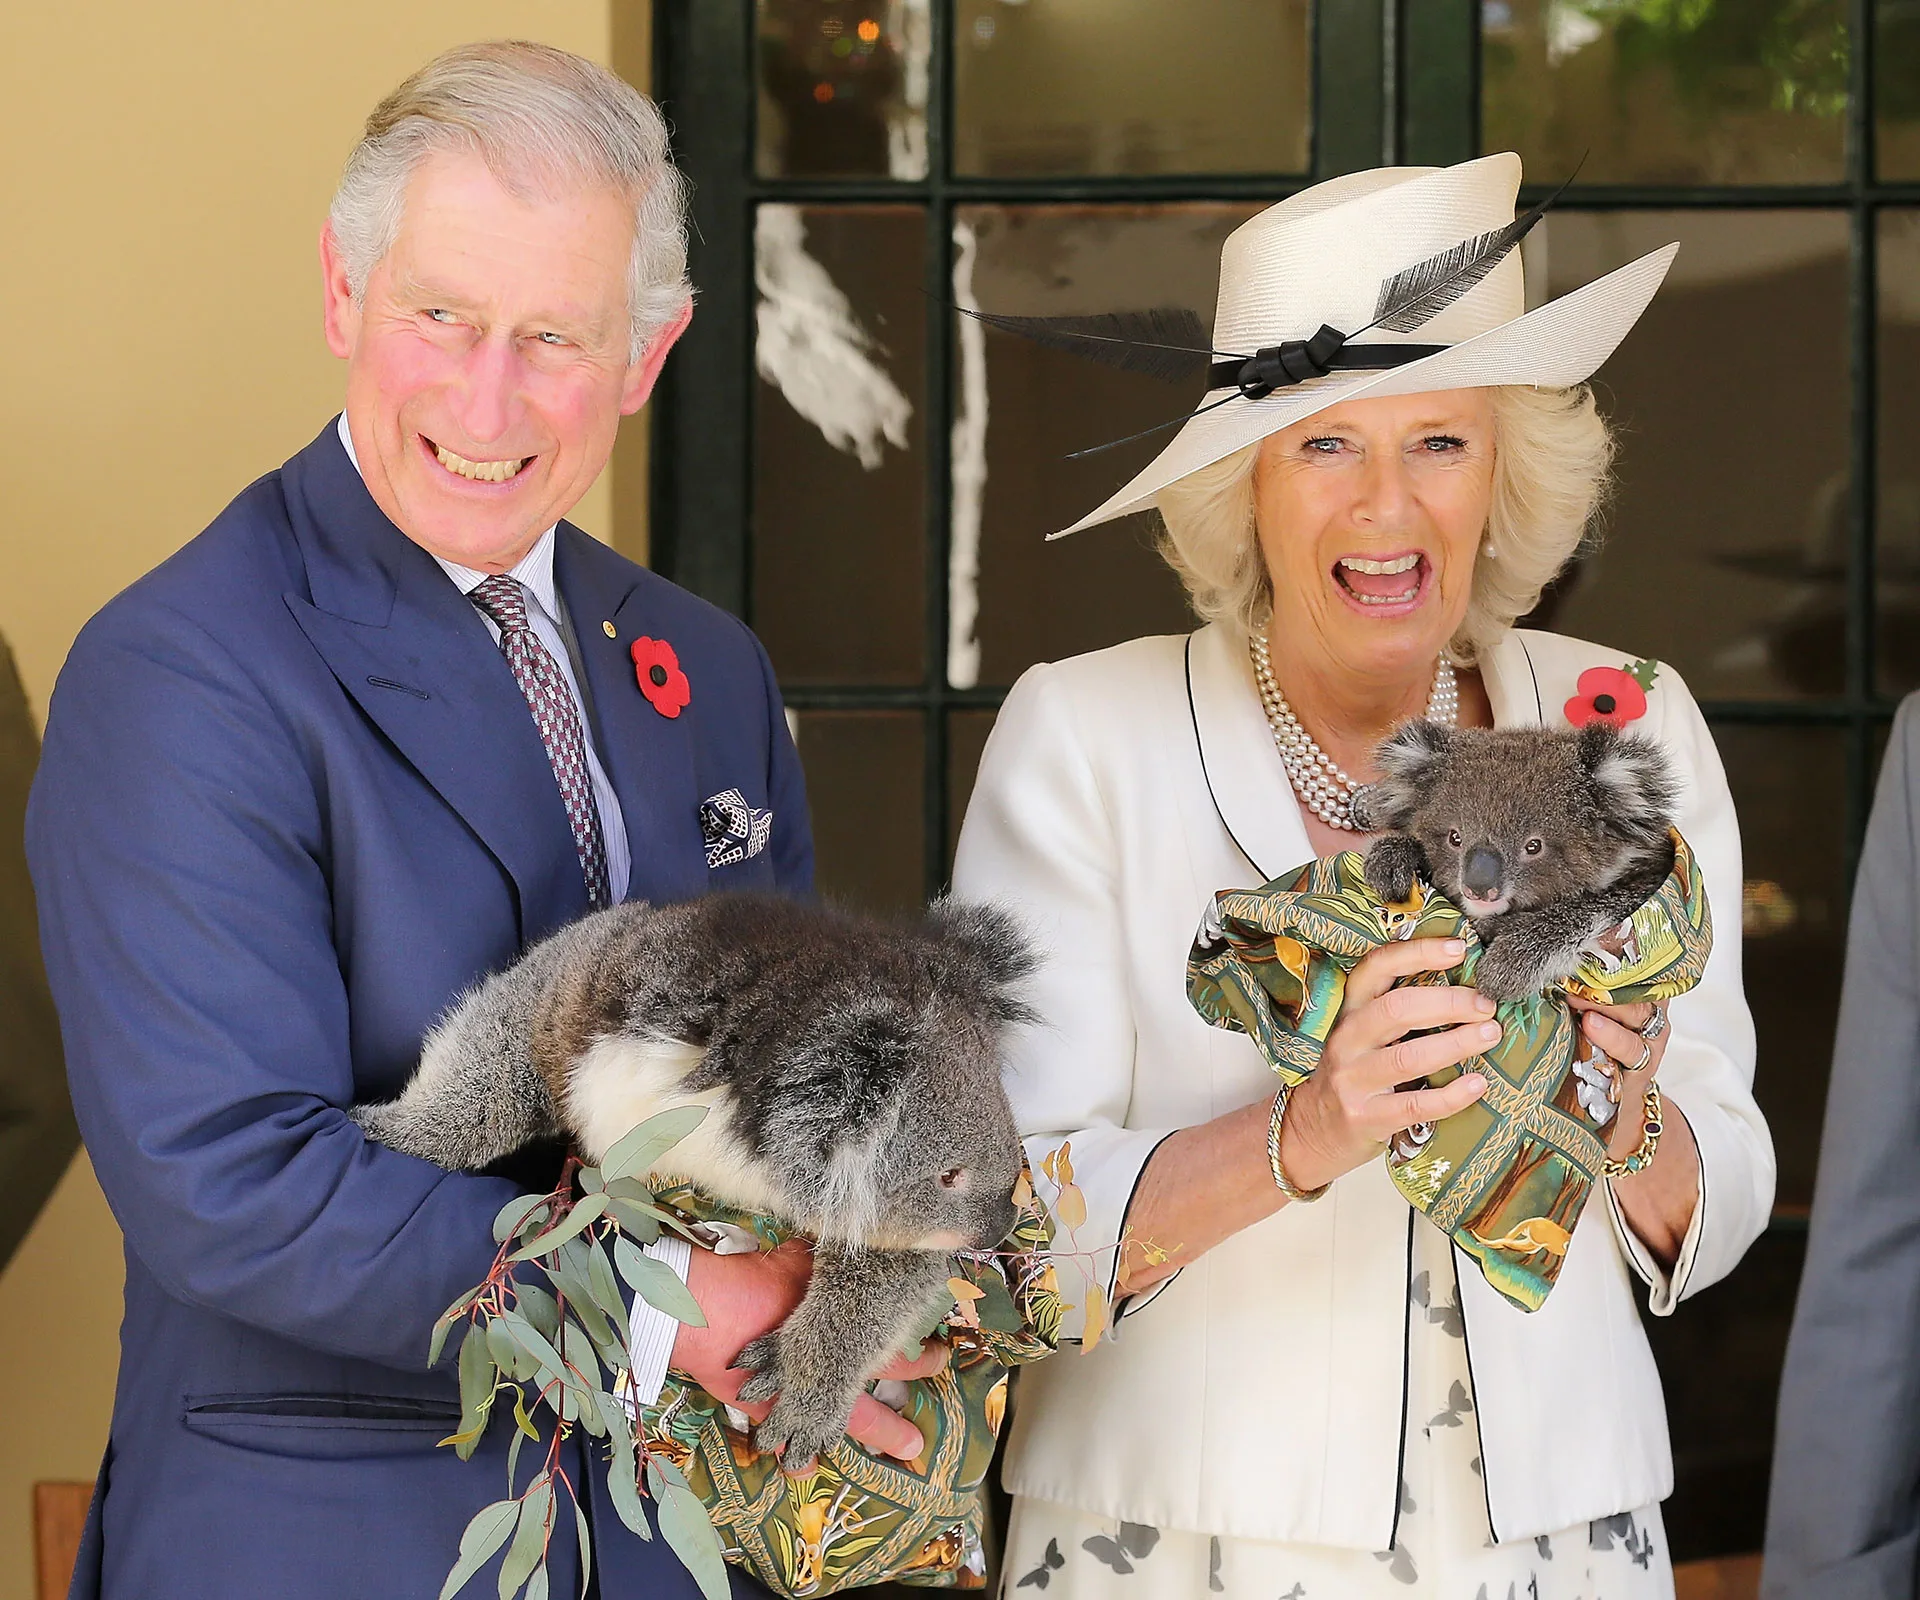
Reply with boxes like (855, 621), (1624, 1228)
(620, 297), (694, 415)
(319, 223), (359, 360)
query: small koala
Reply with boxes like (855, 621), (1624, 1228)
(1349, 720), (1678, 1003)
(352, 890), (1034, 1468)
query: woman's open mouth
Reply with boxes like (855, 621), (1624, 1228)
(419, 434), (536, 486)
(1332, 552), (1429, 611)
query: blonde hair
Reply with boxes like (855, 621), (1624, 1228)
(1155, 384), (1614, 662)
(328, 41), (692, 363)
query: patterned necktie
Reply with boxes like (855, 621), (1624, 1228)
(468, 574), (612, 910)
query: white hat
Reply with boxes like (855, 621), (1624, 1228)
(1050, 153), (1677, 538)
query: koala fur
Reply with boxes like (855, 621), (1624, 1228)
(352, 890), (1035, 1468)
(1349, 720), (1678, 1003)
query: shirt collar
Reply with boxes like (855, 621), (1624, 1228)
(334, 413), (562, 622)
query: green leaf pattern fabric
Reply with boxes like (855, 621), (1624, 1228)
(1186, 832), (1713, 1312)
(636, 1173), (1063, 1595)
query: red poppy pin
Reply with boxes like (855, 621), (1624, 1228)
(1565, 659), (1658, 728)
(630, 637), (690, 718)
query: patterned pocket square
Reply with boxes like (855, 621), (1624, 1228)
(699, 788), (774, 869)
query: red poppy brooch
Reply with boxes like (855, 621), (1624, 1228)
(630, 637), (691, 718)
(1565, 659), (1658, 728)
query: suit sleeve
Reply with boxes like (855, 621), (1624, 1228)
(1762, 696), (1920, 1600)
(952, 664), (1178, 1341)
(1598, 664), (1775, 1310)
(27, 602), (525, 1373)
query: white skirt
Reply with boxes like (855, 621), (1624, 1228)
(1001, 1221), (1673, 1599)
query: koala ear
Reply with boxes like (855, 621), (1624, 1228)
(925, 897), (1041, 1025)
(1353, 719), (1453, 833)
(821, 995), (918, 1111)
(1578, 725), (1678, 845)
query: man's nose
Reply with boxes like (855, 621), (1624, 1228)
(450, 335), (521, 445)
(1462, 845), (1504, 897)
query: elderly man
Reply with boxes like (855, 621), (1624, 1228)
(28, 42), (930, 1600)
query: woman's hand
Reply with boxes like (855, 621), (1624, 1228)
(1566, 994), (1699, 1267)
(1277, 936), (1497, 1193)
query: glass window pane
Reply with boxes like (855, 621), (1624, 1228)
(1879, 210), (1920, 696)
(1881, 0), (1920, 178)
(945, 708), (999, 877)
(952, 0), (1310, 177)
(1526, 210), (1850, 700)
(754, 205), (926, 687)
(1713, 723), (1846, 1214)
(756, 0), (929, 179)
(792, 711), (925, 911)
(1482, 0), (1849, 184)
(950, 204), (1257, 689)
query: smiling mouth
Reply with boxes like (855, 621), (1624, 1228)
(425, 437), (533, 484)
(1334, 552), (1427, 607)
(1459, 889), (1512, 916)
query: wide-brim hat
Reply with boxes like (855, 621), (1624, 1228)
(1053, 153), (1677, 538)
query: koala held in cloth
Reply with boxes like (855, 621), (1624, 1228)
(1350, 720), (1678, 1004)
(353, 891), (1035, 1467)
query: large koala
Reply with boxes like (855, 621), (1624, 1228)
(353, 890), (1034, 1467)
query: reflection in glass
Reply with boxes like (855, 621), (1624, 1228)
(1523, 210), (1850, 699)
(952, 0), (1310, 177)
(1482, 0), (1849, 184)
(945, 708), (999, 876)
(792, 711), (926, 912)
(757, 0), (930, 179)
(950, 204), (1255, 689)
(1878, 211), (1920, 695)
(754, 205), (926, 686)
(1711, 724), (1845, 1212)
(1881, 0), (1920, 178)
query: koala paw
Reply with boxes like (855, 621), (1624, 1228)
(734, 1333), (852, 1470)
(1364, 835), (1425, 907)
(1472, 939), (1560, 1004)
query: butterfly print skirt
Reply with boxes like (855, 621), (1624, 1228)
(1001, 1220), (1671, 1598)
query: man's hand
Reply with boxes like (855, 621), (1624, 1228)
(671, 1240), (946, 1461)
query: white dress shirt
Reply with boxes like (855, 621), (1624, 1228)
(335, 414), (687, 1402)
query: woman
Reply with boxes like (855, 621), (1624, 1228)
(953, 155), (1774, 1596)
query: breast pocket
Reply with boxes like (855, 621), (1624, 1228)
(698, 787), (776, 881)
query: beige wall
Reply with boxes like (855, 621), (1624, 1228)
(0, 5), (654, 1594)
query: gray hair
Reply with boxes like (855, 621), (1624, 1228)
(1155, 384), (1615, 663)
(328, 40), (692, 363)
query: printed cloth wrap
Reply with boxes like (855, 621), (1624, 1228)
(638, 1174), (1063, 1596)
(1185, 831), (1712, 1312)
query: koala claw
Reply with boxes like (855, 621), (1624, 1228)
(1471, 941), (1554, 1005)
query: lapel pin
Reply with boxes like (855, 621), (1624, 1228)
(602, 620), (617, 638)
(630, 636), (691, 719)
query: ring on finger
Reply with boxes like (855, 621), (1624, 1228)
(1639, 1003), (1669, 1042)
(1628, 1041), (1654, 1073)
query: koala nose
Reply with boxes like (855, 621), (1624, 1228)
(1462, 845), (1505, 898)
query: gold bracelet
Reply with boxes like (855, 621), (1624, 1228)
(1601, 1081), (1664, 1178)
(1266, 1083), (1330, 1203)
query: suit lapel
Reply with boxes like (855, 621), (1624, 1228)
(280, 424), (589, 941)
(1185, 622), (1313, 884)
(553, 528), (707, 905)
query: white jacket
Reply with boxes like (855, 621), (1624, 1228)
(952, 622), (1774, 1548)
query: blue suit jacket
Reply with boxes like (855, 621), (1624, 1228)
(27, 422), (809, 1598)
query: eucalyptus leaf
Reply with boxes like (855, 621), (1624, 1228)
(437, 1499), (520, 1600)
(614, 1237), (706, 1327)
(561, 1321), (602, 1395)
(506, 1406), (529, 1491)
(648, 1458), (730, 1600)
(499, 1477), (554, 1599)
(573, 1495), (593, 1598)
(429, 1304), (466, 1369)
(486, 1318), (521, 1378)
(600, 1104), (709, 1183)
(595, 1391), (652, 1541)
(456, 1326), (498, 1459)
(494, 1193), (553, 1244)
(605, 1197), (663, 1244)
(577, 1165), (604, 1194)
(511, 1386), (540, 1443)
(526, 1563), (549, 1600)
(586, 1239), (628, 1327)
(507, 1193), (608, 1262)
(547, 1243), (616, 1351)
(514, 1281), (562, 1346)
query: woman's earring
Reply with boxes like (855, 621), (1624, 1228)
(1482, 538), (1497, 560)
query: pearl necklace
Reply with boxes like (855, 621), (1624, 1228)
(1248, 634), (1459, 831)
